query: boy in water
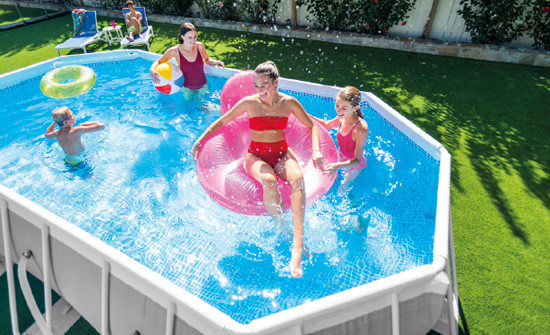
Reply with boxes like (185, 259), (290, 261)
(124, 0), (142, 42)
(45, 106), (105, 165)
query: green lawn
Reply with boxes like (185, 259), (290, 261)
(0, 4), (58, 27)
(1, 11), (549, 335)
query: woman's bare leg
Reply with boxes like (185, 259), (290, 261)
(244, 153), (284, 220)
(275, 151), (305, 278)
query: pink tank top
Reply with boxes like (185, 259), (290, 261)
(178, 48), (207, 90)
(337, 121), (361, 159)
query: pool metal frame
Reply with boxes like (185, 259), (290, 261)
(0, 50), (458, 335)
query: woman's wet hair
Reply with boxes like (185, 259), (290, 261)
(178, 22), (196, 44)
(254, 61), (279, 81)
(337, 86), (363, 118)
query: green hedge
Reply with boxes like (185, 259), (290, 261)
(95, 0), (549, 48)
(298, 0), (416, 35)
(458, 0), (550, 49)
(100, 0), (194, 16)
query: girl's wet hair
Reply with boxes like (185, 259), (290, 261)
(178, 22), (196, 44)
(337, 86), (363, 118)
(52, 106), (71, 127)
(254, 61), (279, 81)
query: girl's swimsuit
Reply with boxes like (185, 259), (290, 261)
(248, 116), (289, 167)
(178, 48), (207, 90)
(337, 120), (367, 172)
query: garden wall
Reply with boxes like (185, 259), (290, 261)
(8, 0), (540, 47)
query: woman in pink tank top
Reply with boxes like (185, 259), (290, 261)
(310, 86), (369, 189)
(150, 22), (224, 101)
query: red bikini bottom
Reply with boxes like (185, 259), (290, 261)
(248, 140), (289, 167)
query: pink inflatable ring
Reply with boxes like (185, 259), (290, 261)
(196, 71), (339, 215)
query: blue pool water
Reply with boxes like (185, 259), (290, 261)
(0, 56), (439, 324)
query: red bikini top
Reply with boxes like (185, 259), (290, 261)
(249, 116), (288, 131)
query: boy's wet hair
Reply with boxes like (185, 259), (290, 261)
(254, 61), (279, 81)
(52, 106), (71, 127)
(337, 86), (363, 118)
(178, 22), (196, 44)
(125, 1), (135, 7)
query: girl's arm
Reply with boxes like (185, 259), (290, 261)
(150, 47), (177, 83)
(309, 114), (339, 130)
(198, 43), (224, 67)
(325, 123), (369, 171)
(191, 99), (246, 159)
(290, 98), (324, 168)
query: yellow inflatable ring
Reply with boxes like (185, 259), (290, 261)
(40, 65), (96, 99)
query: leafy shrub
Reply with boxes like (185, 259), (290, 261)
(99, 0), (194, 16)
(238, 0), (282, 24)
(351, 0), (417, 35)
(525, 0), (550, 49)
(298, 0), (416, 35)
(297, 0), (351, 31)
(196, 0), (239, 21)
(458, 0), (527, 45)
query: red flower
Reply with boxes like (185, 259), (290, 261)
(384, 27), (388, 33)
(366, 23), (370, 29)
(401, 21), (407, 26)
(542, 7), (550, 13)
(256, 8), (259, 12)
(375, 0), (378, 4)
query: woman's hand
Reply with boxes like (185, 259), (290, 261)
(150, 69), (161, 84)
(323, 163), (339, 175)
(214, 60), (225, 68)
(191, 141), (201, 160)
(312, 150), (324, 169)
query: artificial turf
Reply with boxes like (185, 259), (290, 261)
(0, 4), (58, 27)
(0, 9), (549, 335)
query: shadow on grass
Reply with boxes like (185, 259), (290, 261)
(459, 297), (470, 335)
(199, 28), (550, 244)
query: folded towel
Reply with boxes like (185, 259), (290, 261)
(72, 9), (87, 36)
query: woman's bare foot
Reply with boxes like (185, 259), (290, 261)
(127, 32), (135, 42)
(289, 248), (302, 278)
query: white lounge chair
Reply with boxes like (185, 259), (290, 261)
(55, 11), (102, 57)
(120, 7), (154, 51)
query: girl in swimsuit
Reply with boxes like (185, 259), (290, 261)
(191, 61), (324, 278)
(149, 22), (224, 101)
(310, 86), (368, 190)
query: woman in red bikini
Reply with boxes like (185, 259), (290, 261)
(191, 61), (324, 278)
(310, 86), (368, 191)
(150, 22), (224, 101)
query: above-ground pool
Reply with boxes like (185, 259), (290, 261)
(0, 51), (456, 335)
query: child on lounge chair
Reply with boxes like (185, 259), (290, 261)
(45, 107), (105, 166)
(124, 0), (142, 42)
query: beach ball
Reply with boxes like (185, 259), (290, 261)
(220, 70), (256, 114)
(152, 62), (184, 95)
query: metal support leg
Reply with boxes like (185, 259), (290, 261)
(42, 223), (53, 332)
(18, 250), (53, 335)
(1, 199), (20, 335)
(391, 293), (400, 335)
(165, 302), (174, 335)
(101, 261), (110, 335)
